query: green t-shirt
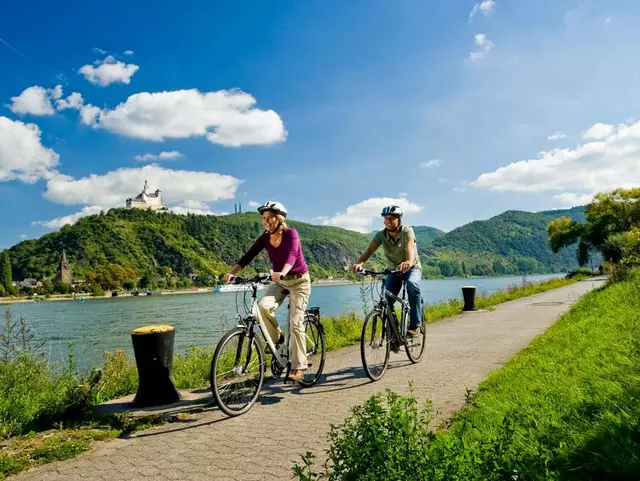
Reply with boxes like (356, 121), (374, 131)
(372, 225), (421, 269)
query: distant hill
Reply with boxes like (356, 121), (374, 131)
(3, 206), (586, 291)
(425, 207), (586, 276)
(413, 226), (445, 246)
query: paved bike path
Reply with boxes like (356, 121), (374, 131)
(11, 278), (605, 481)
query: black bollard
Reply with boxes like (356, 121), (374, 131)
(130, 325), (180, 407)
(462, 286), (478, 312)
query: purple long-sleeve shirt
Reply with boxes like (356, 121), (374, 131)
(237, 228), (309, 274)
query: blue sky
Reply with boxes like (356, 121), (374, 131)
(2, 0), (640, 248)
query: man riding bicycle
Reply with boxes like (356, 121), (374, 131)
(352, 205), (422, 337)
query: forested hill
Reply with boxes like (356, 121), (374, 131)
(426, 207), (586, 275)
(4, 206), (584, 290)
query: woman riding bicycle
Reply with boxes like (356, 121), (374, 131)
(223, 201), (311, 383)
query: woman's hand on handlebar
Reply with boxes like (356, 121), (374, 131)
(223, 272), (235, 283)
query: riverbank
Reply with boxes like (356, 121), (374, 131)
(0, 274), (593, 478)
(0, 271), (573, 305)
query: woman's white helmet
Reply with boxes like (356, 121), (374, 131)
(257, 201), (288, 218)
(380, 205), (403, 218)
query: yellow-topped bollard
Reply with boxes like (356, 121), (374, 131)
(130, 324), (180, 407)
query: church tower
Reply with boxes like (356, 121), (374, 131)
(57, 250), (72, 285)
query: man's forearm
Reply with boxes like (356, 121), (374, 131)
(357, 242), (379, 264)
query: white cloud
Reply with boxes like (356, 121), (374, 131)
(247, 200), (261, 208)
(123, 50), (134, 55)
(8, 85), (58, 116)
(34, 205), (104, 229)
(79, 55), (139, 86)
(8, 85), (84, 116)
(79, 104), (101, 125)
(547, 131), (567, 141)
(93, 47), (107, 55)
(553, 192), (594, 208)
(56, 92), (84, 111)
(81, 88), (287, 147)
(471, 119), (640, 198)
(133, 153), (156, 162)
(0, 116), (59, 183)
(170, 200), (228, 216)
(158, 151), (183, 160)
(420, 159), (443, 168)
(134, 151), (184, 162)
(467, 33), (494, 63)
(43, 164), (242, 208)
(319, 196), (423, 233)
(19, 234), (27, 239)
(469, 1), (496, 22)
(398, 192), (408, 197)
(582, 122), (614, 140)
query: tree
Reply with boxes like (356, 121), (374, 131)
(138, 274), (151, 289)
(1, 251), (12, 292)
(548, 187), (640, 266)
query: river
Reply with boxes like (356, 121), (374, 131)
(4, 273), (564, 370)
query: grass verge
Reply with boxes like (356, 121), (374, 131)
(294, 273), (638, 480)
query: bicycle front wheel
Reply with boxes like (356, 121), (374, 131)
(360, 310), (390, 381)
(210, 327), (265, 417)
(298, 315), (326, 387)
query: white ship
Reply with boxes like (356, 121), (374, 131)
(213, 284), (266, 293)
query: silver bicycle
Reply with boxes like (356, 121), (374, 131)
(210, 274), (326, 417)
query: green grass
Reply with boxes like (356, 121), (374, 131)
(294, 272), (639, 480)
(0, 274), (585, 478)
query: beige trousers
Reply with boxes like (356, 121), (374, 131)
(257, 273), (311, 370)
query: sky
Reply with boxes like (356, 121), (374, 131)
(2, 0), (640, 249)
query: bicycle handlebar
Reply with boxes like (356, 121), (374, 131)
(231, 273), (273, 284)
(357, 268), (402, 277)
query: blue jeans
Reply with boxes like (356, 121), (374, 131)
(385, 267), (422, 329)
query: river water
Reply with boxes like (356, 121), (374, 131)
(4, 273), (564, 370)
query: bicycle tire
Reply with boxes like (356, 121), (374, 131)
(360, 309), (391, 381)
(210, 327), (265, 417)
(405, 314), (427, 363)
(298, 315), (326, 387)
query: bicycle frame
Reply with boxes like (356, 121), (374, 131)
(376, 277), (411, 341)
(236, 281), (289, 370)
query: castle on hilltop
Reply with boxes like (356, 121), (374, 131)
(126, 181), (164, 211)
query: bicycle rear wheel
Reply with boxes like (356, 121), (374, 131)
(405, 312), (427, 363)
(210, 327), (265, 417)
(360, 310), (390, 381)
(298, 314), (326, 387)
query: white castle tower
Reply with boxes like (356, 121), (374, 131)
(125, 180), (164, 210)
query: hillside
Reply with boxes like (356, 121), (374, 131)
(426, 207), (586, 275)
(4, 206), (585, 291)
(7, 209), (388, 286)
(413, 226), (445, 246)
